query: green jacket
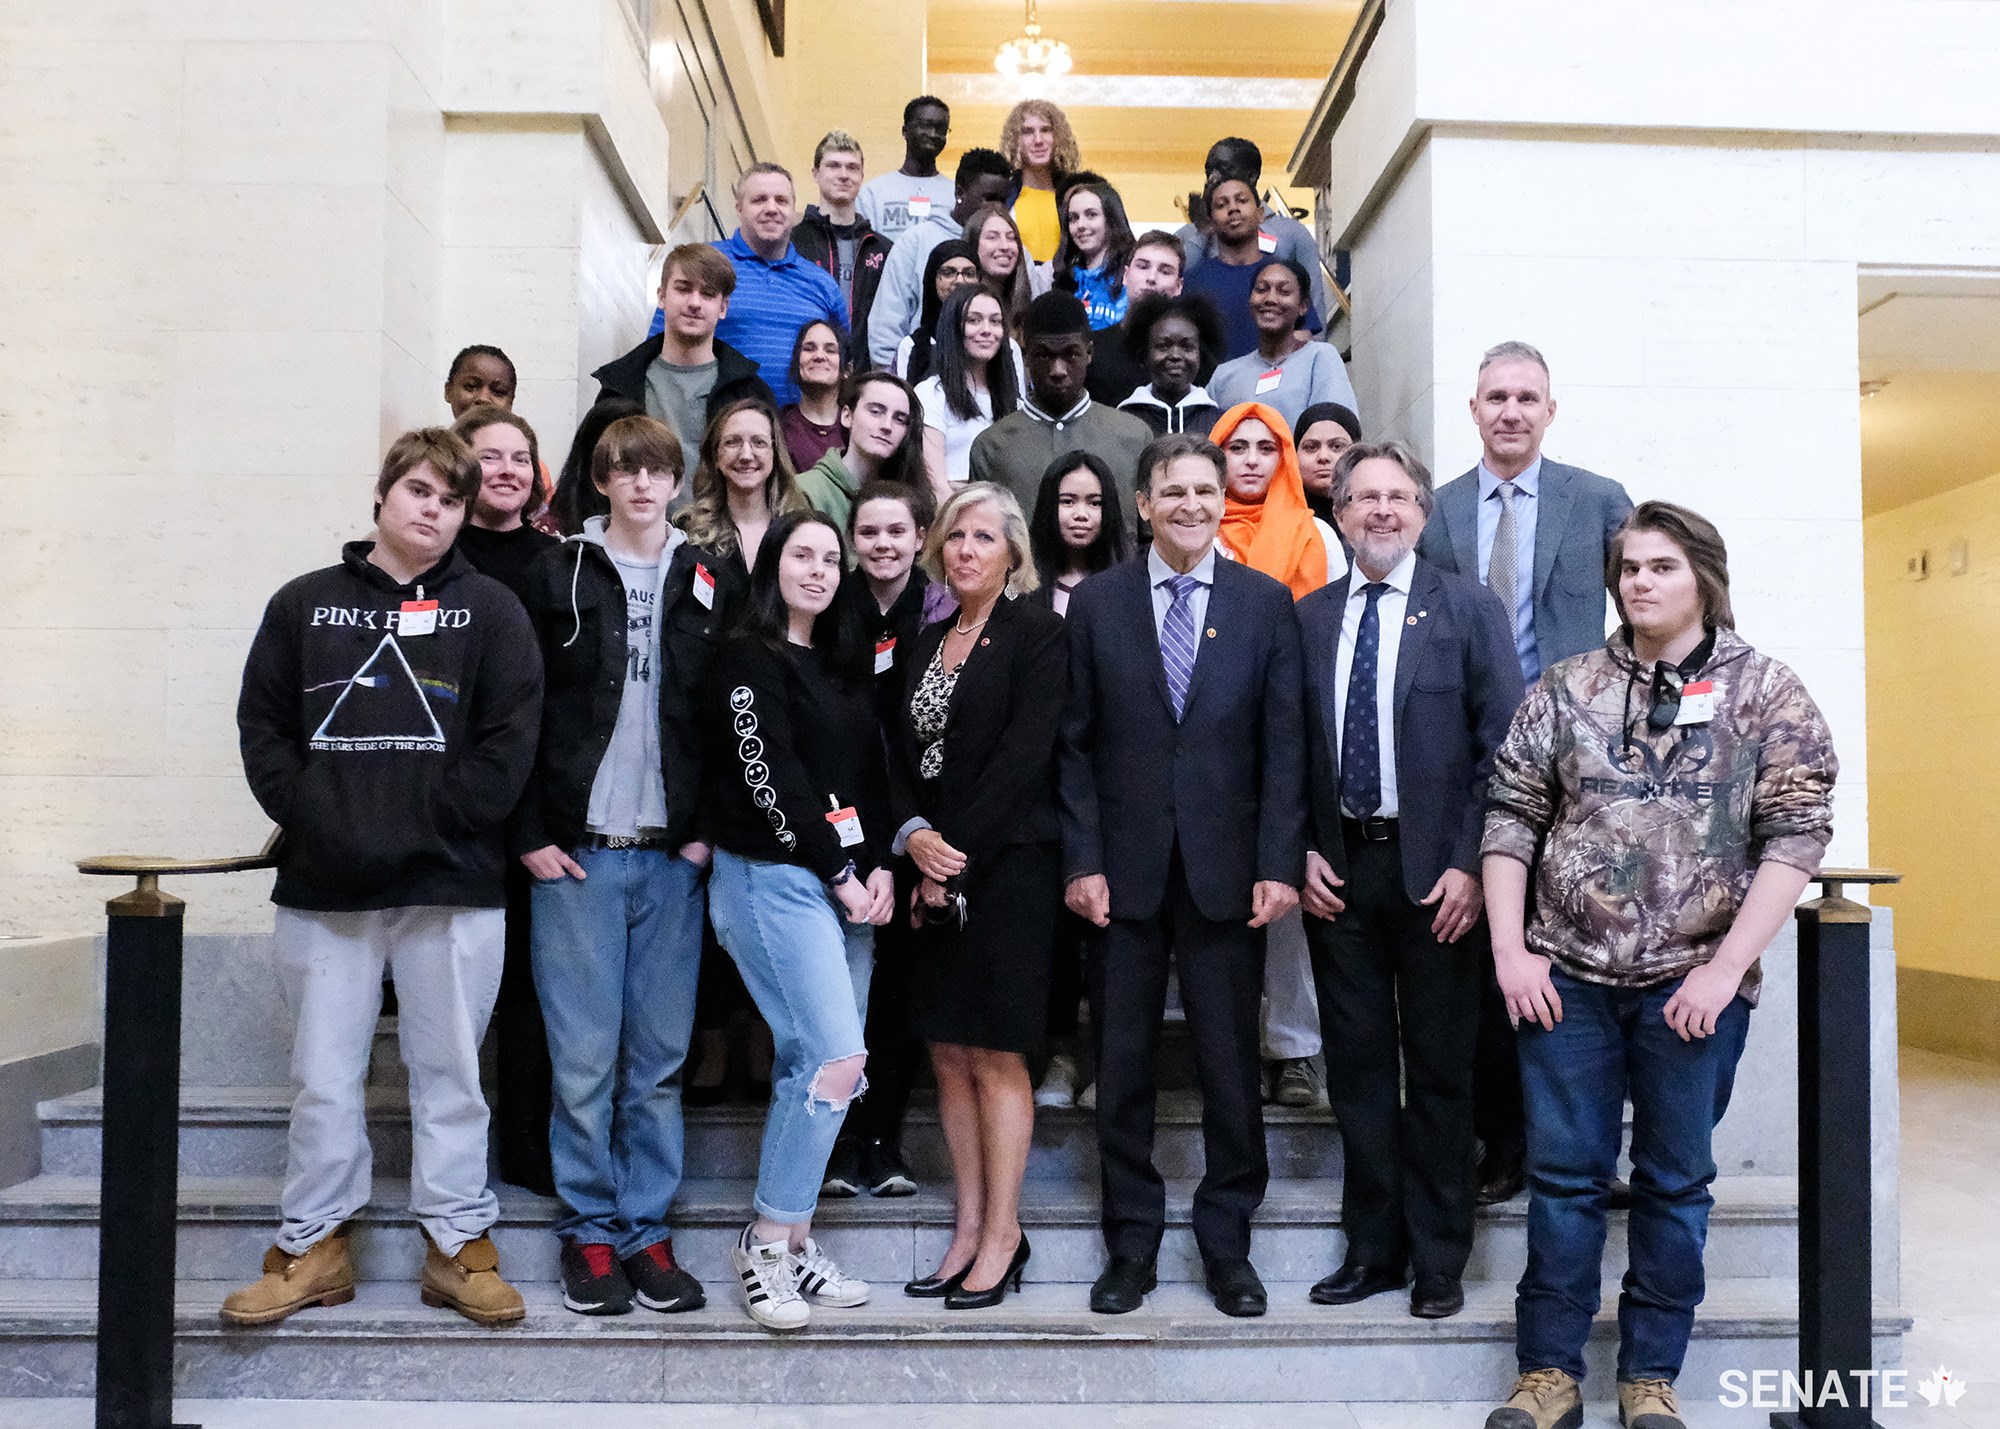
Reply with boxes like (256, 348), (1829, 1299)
(797, 450), (860, 530)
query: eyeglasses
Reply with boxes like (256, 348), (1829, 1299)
(719, 435), (773, 454)
(607, 468), (671, 486)
(1343, 490), (1419, 510)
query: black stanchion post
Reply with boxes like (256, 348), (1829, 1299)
(92, 873), (194, 1429)
(1772, 867), (1898, 1429)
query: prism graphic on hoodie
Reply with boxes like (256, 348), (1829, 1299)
(309, 632), (451, 752)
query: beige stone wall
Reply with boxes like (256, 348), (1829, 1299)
(0, 0), (777, 938)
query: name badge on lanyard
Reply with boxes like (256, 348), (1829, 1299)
(693, 563), (716, 610)
(826, 797), (865, 848)
(874, 636), (896, 674)
(1675, 680), (1716, 726)
(398, 599), (439, 637)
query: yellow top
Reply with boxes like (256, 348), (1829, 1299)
(1011, 183), (1061, 263)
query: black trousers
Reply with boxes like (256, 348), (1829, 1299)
(492, 866), (554, 1195)
(1473, 967), (1525, 1162)
(1090, 846), (1267, 1262)
(1307, 827), (1481, 1280)
(845, 880), (923, 1146)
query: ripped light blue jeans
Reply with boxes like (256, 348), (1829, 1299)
(708, 850), (874, 1222)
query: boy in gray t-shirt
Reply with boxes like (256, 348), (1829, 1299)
(855, 96), (954, 242)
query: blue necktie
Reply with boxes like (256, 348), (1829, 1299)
(1341, 582), (1389, 817)
(1159, 574), (1200, 721)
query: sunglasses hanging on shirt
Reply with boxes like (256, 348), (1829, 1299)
(1645, 630), (1718, 731)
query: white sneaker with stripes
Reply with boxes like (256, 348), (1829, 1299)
(730, 1227), (808, 1331)
(792, 1237), (870, 1307)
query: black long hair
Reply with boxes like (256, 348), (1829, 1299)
(906, 239), (977, 384)
(787, 317), (849, 397)
(550, 395), (643, 534)
(739, 507), (872, 680)
(1028, 450), (1130, 589)
(930, 284), (1022, 424)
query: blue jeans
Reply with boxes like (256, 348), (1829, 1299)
(708, 851), (874, 1223)
(530, 846), (703, 1257)
(1514, 968), (1751, 1384)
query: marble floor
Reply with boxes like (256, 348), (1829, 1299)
(5, 1048), (1995, 1429)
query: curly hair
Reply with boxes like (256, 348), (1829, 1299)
(679, 398), (806, 559)
(999, 99), (1080, 176)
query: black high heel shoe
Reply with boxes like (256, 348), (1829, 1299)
(944, 1234), (1031, 1309)
(904, 1261), (972, 1298)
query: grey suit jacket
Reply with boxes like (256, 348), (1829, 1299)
(1416, 458), (1634, 677)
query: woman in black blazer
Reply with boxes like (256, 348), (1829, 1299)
(887, 482), (1067, 1310)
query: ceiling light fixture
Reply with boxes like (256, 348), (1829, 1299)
(994, 0), (1072, 96)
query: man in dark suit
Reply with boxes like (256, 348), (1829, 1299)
(1417, 340), (1634, 1205)
(1060, 432), (1307, 1319)
(1300, 440), (1524, 1320)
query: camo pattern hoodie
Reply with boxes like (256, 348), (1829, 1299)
(1481, 628), (1837, 1005)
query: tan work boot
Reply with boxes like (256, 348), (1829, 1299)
(1619, 1378), (1685, 1429)
(420, 1230), (525, 1325)
(1486, 1368), (1584, 1429)
(219, 1228), (355, 1326)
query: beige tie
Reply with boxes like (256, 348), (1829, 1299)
(1488, 482), (1520, 638)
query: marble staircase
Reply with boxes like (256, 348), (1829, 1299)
(0, 934), (1909, 1404)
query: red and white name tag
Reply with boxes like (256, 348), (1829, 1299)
(1254, 367), (1284, 395)
(693, 563), (715, 610)
(1675, 680), (1716, 726)
(397, 599), (439, 637)
(1257, 229), (1278, 254)
(825, 804), (865, 848)
(874, 636), (896, 674)
(908, 195), (932, 219)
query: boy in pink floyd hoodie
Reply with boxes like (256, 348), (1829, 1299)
(227, 428), (543, 1328)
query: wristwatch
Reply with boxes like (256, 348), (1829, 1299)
(829, 860), (858, 887)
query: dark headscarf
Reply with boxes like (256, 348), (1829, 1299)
(906, 239), (978, 385)
(1295, 401), (1361, 443)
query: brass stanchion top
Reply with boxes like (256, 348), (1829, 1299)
(1803, 867), (1900, 925)
(77, 831), (282, 917)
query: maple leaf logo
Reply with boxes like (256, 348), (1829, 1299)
(1917, 1367), (1967, 1408)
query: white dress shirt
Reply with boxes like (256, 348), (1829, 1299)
(1147, 544), (1217, 645)
(1332, 548), (1417, 818)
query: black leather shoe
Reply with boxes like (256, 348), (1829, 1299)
(1309, 1260), (1410, 1305)
(904, 1262), (971, 1298)
(1607, 1177), (1635, 1211)
(945, 1234), (1031, 1309)
(1411, 1273), (1465, 1319)
(1089, 1255), (1157, 1314)
(1476, 1147), (1527, 1206)
(1203, 1257), (1267, 1317)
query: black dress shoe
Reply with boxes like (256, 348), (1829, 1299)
(904, 1262), (971, 1298)
(1410, 1274), (1464, 1319)
(1203, 1257), (1267, 1318)
(1089, 1255), (1157, 1314)
(945, 1234), (1031, 1309)
(1476, 1147), (1527, 1206)
(1309, 1261), (1410, 1305)
(1606, 1177), (1634, 1211)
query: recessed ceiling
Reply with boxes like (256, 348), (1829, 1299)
(1860, 279), (2000, 514)
(926, 1), (1357, 221)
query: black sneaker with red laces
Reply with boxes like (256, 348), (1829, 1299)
(559, 1238), (633, 1316)
(622, 1239), (705, 1313)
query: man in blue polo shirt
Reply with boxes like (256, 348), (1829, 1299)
(711, 163), (848, 407)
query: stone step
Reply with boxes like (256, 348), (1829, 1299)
(36, 1086), (1344, 1182)
(0, 1174), (1801, 1287)
(0, 1276), (1906, 1404)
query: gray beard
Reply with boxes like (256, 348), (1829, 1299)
(1352, 531), (1414, 579)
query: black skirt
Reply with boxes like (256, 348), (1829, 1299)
(910, 840), (1061, 1054)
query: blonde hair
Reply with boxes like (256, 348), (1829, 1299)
(813, 130), (864, 169)
(920, 482), (1039, 597)
(999, 100), (1080, 176)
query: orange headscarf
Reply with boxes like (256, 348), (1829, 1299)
(1210, 401), (1328, 601)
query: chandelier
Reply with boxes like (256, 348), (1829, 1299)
(994, 0), (1073, 89)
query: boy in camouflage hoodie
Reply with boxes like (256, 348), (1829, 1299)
(1480, 502), (1835, 1429)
